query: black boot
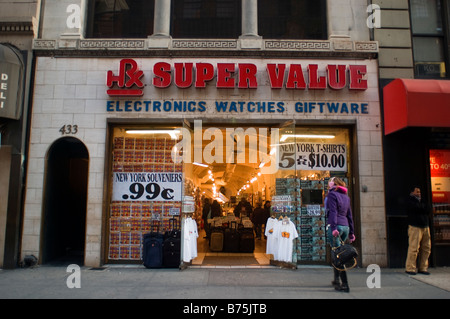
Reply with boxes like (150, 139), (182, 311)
(332, 268), (340, 288)
(335, 270), (350, 293)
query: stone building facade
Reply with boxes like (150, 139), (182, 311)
(21, 0), (387, 268)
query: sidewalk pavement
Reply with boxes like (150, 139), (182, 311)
(0, 265), (449, 299)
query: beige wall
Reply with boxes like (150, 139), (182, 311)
(373, 0), (414, 79)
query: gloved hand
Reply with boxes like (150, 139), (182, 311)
(349, 234), (356, 243)
(332, 230), (339, 237)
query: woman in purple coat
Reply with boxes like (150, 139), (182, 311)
(326, 177), (355, 293)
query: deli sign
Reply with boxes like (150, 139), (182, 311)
(106, 59), (368, 97)
(0, 44), (24, 120)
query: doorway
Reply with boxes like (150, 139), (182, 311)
(41, 137), (89, 265)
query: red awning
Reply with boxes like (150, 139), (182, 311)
(383, 79), (450, 135)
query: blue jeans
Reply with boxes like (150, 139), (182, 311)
(327, 225), (350, 248)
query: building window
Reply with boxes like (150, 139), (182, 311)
(410, 0), (449, 78)
(258, 0), (327, 40)
(87, 0), (154, 38)
(171, 0), (241, 39)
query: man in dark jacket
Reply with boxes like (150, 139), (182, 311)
(202, 198), (211, 239)
(405, 187), (431, 275)
(252, 202), (265, 239)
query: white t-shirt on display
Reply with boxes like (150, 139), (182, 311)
(183, 217), (198, 262)
(274, 219), (298, 263)
(189, 218), (198, 259)
(265, 217), (279, 255)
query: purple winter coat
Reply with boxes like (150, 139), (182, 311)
(326, 186), (354, 235)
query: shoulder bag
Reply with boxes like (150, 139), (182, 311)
(331, 237), (358, 271)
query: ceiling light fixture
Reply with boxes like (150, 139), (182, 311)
(125, 130), (181, 140)
(193, 162), (209, 168)
(280, 134), (335, 142)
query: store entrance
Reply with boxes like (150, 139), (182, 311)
(41, 137), (89, 265)
(182, 122), (286, 267)
(183, 122), (351, 267)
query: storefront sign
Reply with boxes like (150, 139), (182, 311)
(106, 59), (368, 96)
(112, 172), (182, 202)
(0, 44), (24, 120)
(306, 205), (322, 216)
(105, 99), (369, 115)
(279, 142), (347, 172)
(430, 150), (450, 203)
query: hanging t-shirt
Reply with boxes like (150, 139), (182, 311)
(183, 217), (198, 262)
(274, 219), (298, 262)
(183, 218), (192, 263)
(265, 217), (279, 255)
(189, 218), (198, 260)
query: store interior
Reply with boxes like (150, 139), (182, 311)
(108, 124), (351, 266)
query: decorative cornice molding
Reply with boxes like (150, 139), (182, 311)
(172, 39), (237, 49)
(33, 39), (56, 49)
(355, 41), (379, 52)
(32, 38), (378, 57)
(0, 21), (35, 35)
(264, 40), (331, 51)
(79, 39), (146, 49)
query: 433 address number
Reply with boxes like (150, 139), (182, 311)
(59, 124), (78, 135)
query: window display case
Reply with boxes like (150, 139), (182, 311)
(433, 204), (450, 244)
(430, 150), (450, 246)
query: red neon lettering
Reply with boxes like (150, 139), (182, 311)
(308, 64), (327, 90)
(238, 63), (258, 88)
(174, 63), (193, 88)
(327, 65), (347, 90)
(216, 63), (235, 88)
(266, 64), (286, 89)
(153, 62), (171, 88)
(195, 63), (215, 88)
(349, 65), (368, 90)
(286, 64), (306, 89)
(107, 59), (144, 96)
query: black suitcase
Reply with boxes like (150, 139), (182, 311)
(223, 221), (240, 252)
(142, 226), (164, 268)
(164, 218), (181, 241)
(239, 227), (255, 253)
(210, 221), (224, 252)
(163, 218), (181, 268)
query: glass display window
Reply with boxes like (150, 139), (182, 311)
(268, 126), (352, 264)
(430, 149), (450, 244)
(107, 126), (183, 261)
(105, 123), (353, 265)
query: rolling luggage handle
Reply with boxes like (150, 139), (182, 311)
(165, 217), (181, 239)
(144, 223), (161, 239)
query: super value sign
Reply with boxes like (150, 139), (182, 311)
(106, 59), (368, 97)
(112, 172), (183, 202)
(279, 142), (347, 172)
